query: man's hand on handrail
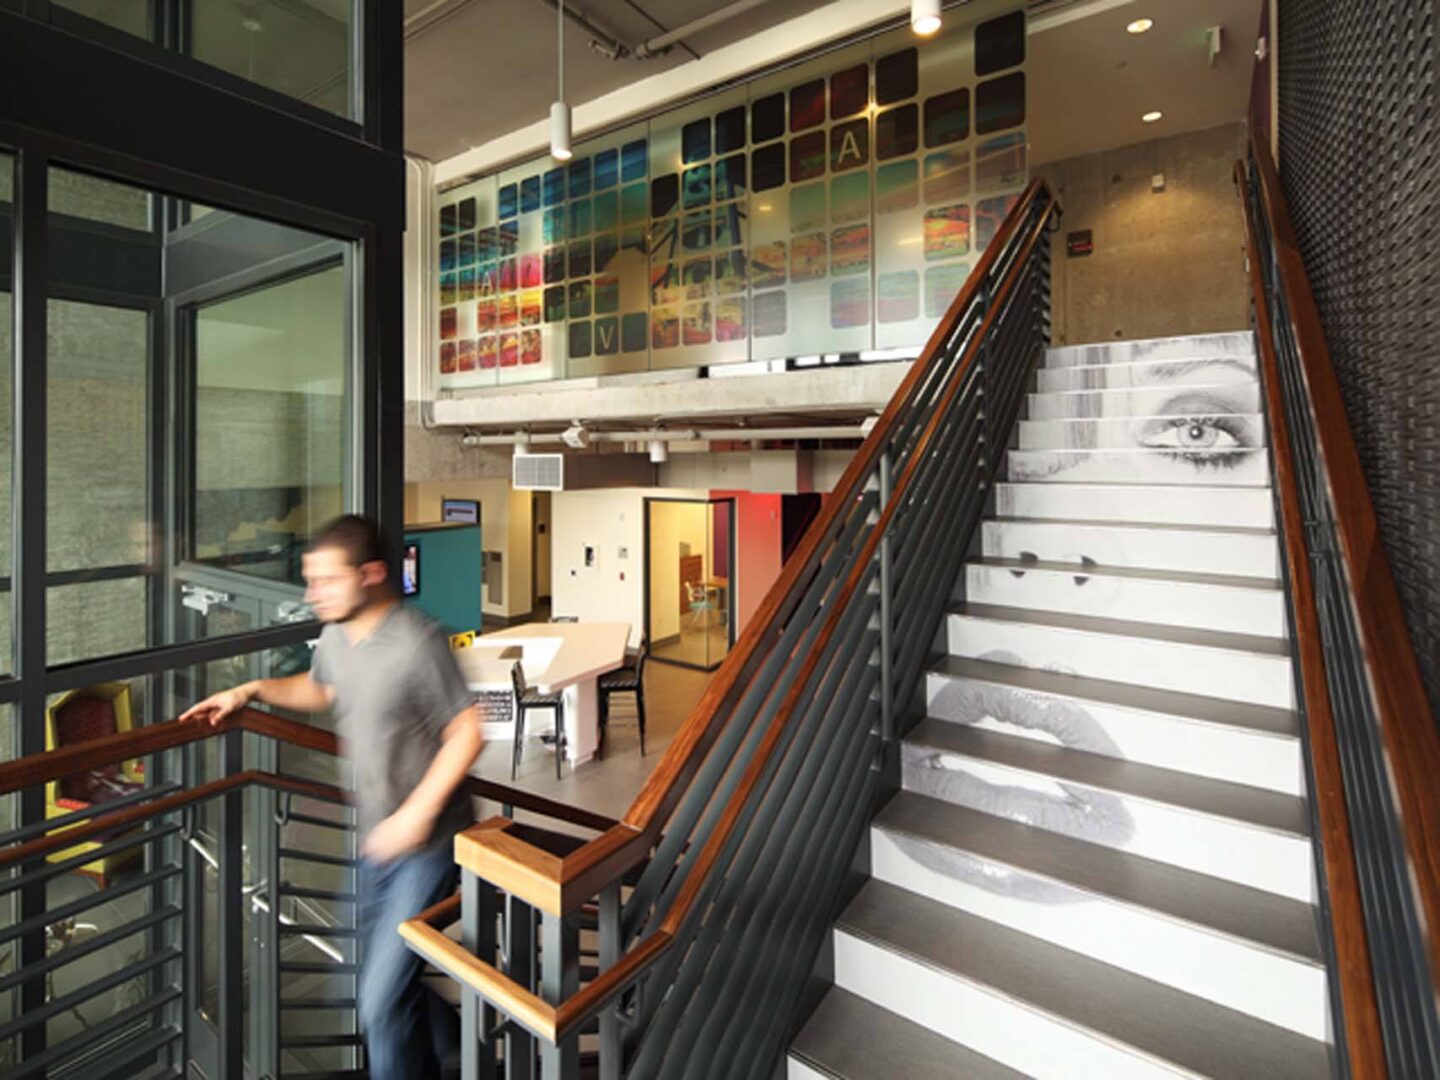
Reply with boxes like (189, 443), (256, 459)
(181, 673), (334, 726)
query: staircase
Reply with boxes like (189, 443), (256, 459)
(789, 331), (1335, 1078)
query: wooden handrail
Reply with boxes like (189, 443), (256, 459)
(0, 768), (346, 869)
(0, 707), (614, 833)
(403, 183), (1060, 1041)
(443, 177), (1057, 923)
(1242, 125), (1440, 993)
(1234, 156), (1386, 1077)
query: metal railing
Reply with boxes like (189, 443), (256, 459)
(402, 179), (1060, 1079)
(1237, 130), (1440, 1077)
(0, 707), (602, 1078)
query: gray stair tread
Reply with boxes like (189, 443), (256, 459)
(876, 791), (1321, 963)
(905, 719), (1309, 837)
(989, 516), (1276, 538)
(791, 988), (1025, 1080)
(972, 555), (1279, 591)
(955, 602), (1290, 657)
(996, 480), (1272, 497)
(929, 655), (1298, 738)
(839, 881), (1330, 1080)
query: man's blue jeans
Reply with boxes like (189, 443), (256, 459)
(357, 833), (459, 1079)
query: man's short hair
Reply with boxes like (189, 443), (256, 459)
(310, 514), (387, 569)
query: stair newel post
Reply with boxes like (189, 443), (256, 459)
(877, 445), (895, 742)
(461, 867), (501, 1080)
(538, 909), (581, 1078)
(507, 896), (539, 1080)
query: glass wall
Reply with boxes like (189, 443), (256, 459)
(435, 3), (1028, 390)
(45, 0), (355, 120)
(42, 167), (354, 668)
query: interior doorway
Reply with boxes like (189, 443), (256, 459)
(532, 491), (553, 615)
(644, 497), (736, 671)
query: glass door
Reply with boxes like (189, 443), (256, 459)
(644, 497), (736, 671)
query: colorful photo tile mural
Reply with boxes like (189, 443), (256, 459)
(434, 1), (1026, 388)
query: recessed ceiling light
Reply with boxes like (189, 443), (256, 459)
(1142, 110), (1163, 123)
(1127, 18), (1153, 34)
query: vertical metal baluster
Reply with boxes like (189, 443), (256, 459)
(598, 881), (622, 1080)
(877, 446), (894, 742)
(539, 911), (580, 1079)
(507, 897), (537, 1080)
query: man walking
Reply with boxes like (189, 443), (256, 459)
(183, 514), (482, 1079)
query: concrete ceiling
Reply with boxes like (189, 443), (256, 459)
(1028, 0), (1263, 165)
(405, 0), (1263, 166)
(405, 0), (840, 162)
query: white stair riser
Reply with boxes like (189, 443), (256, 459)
(1028, 384), (1262, 421)
(1007, 449), (1269, 487)
(834, 931), (1188, 1079)
(1047, 333), (1256, 368)
(947, 614), (1295, 709)
(924, 671), (1304, 795)
(785, 1058), (830, 1080)
(870, 829), (1328, 1039)
(1017, 416), (1266, 452)
(965, 564), (1288, 638)
(995, 483), (1275, 529)
(982, 520), (1281, 580)
(900, 750), (1314, 901)
(1037, 361), (1257, 393)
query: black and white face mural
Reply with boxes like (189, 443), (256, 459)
(893, 650), (1136, 904)
(1013, 356), (1267, 484)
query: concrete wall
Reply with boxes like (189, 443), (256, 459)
(1037, 122), (1251, 346)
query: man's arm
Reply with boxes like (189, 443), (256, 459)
(361, 705), (484, 862)
(180, 673), (335, 727)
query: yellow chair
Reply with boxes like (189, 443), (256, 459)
(44, 683), (143, 885)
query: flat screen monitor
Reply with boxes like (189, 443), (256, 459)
(441, 498), (480, 524)
(402, 543), (420, 597)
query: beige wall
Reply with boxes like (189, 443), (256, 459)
(406, 477), (533, 619)
(648, 501), (711, 644)
(1037, 122), (1251, 346)
(549, 488), (709, 647)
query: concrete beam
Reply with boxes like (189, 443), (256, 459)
(430, 363), (909, 429)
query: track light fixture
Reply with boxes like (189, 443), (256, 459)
(911, 0), (941, 37)
(551, 1), (572, 160)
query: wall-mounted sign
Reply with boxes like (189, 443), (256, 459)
(1066, 229), (1093, 257)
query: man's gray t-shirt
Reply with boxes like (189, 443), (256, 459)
(310, 604), (475, 843)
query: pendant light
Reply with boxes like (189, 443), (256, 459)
(551, 1), (573, 160)
(911, 0), (941, 36)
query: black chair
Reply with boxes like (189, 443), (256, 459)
(510, 661), (565, 780)
(597, 639), (648, 759)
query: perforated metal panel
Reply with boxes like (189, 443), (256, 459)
(1279, 0), (1440, 719)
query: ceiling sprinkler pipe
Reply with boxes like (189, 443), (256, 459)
(633, 0), (771, 59)
(460, 425), (867, 448)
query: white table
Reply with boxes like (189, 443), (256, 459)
(455, 621), (631, 765)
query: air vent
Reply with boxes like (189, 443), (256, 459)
(513, 452), (564, 490)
